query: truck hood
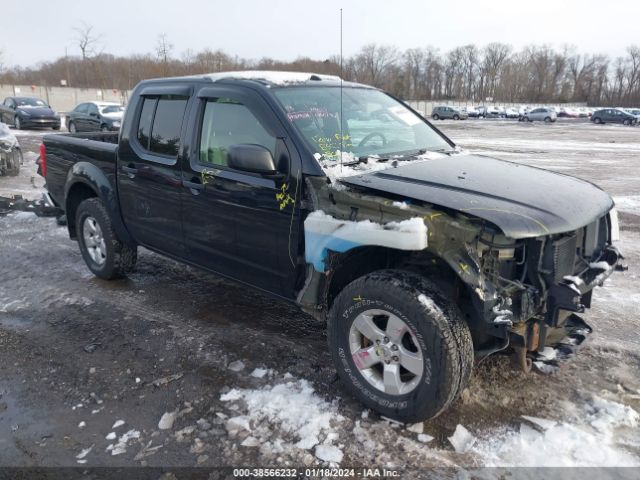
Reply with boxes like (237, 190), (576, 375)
(340, 154), (614, 238)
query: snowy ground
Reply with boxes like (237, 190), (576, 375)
(0, 121), (639, 475)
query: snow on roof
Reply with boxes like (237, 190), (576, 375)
(204, 70), (341, 85)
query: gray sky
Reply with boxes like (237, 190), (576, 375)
(2, 0), (638, 67)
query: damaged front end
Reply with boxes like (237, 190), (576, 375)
(297, 169), (625, 374)
(476, 211), (625, 372)
(0, 122), (22, 177)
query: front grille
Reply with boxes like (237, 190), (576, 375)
(553, 234), (577, 282)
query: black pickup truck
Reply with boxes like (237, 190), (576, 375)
(41, 71), (624, 422)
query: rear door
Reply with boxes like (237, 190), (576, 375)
(86, 103), (101, 131)
(117, 86), (192, 256)
(71, 103), (89, 131)
(179, 86), (301, 297)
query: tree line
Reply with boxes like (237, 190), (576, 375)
(1, 31), (639, 106)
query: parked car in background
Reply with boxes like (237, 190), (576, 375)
(624, 108), (640, 121)
(591, 108), (637, 125)
(504, 107), (519, 118)
(66, 102), (125, 133)
(521, 107), (557, 123)
(558, 107), (580, 118)
(431, 106), (468, 120)
(485, 106), (502, 118)
(0, 122), (22, 176)
(465, 106), (480, 117)
(0, 96), (61, 130)
(577, 107), (589, 118)
(476, 106), (488, 118)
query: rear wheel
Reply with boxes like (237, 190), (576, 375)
(432, 114), (440, 120)
(593, 117), (602, 124)
(328, 270), (473, 422)
(76, 198), (137, 280)
(100, 124), (109, 132)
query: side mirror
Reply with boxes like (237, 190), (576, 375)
(227, 144), (279, 176)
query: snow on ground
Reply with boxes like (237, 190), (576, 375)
(220, 377), (345, 457)
(471, 395), (639, 467)
(614, 195), (640, 216)
(218, 372), (640, 468)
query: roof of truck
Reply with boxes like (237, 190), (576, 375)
(144, 70), (371, 89)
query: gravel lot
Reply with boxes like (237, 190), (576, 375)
(1, 119), (639, 474)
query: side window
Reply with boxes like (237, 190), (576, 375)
(149, 96), (188, 156)
(137, 97), (156, 149)
(136, 95), (188, 157)
(199, 98), (276, 167)
(75, 103), (88, 113)
(87, 104), (98, 116)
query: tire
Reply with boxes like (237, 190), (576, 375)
(594, 117), (602, 124)
(75, 198), (137, 280)
(623, 119), (631, 126)
(432, 114), (440, 120)
(101, 125), (109, 132)
(14, 116), (22, 130)
(68, 121), (77, 133)
(453, 114), (460, 120)
(544, 117), (551, 123)
(327, 270), (473, 422)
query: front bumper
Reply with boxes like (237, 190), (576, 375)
(21, 117), (61, 128)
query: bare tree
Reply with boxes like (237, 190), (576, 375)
(74, 22), (102, 60)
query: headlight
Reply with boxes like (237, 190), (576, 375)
(609, 208), (620, 242)
(18, 109), (31, 117)
(112, 121), (121, 128)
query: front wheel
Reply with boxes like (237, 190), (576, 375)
(593, 117), (602, 124)
(14, 116), (22, 130)
(101, 124), (109, 132)
(68, 121), (77, 133)
(623, 119), (631, 126)
(544, 116), (551, 123)
(328, 270), (473, 422)
(76, 198), (137, 280)
(453, 114), (460, 120)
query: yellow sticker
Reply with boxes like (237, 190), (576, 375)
(275, 183), (294, 210)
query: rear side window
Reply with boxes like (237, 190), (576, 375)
(136, 95), (188, 157)
(199, 98), (275, 167)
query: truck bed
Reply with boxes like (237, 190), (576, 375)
(43, 132), (120, 207)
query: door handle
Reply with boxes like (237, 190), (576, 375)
(121, 164), (138, 178)
(183, 177), (204, 195)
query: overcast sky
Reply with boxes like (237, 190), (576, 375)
(2, 0), (638, 67)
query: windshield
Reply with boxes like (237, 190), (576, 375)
(273, 87), (451, 162)
(100, 105), (124, 114)
(16, 98), (47, 108)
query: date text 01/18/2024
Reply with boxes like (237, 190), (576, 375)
(232, 468), (401, 478)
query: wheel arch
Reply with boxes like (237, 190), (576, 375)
(63, 162), (135, 246)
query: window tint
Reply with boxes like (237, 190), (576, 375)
(149, 96), (188, 156)
(87, 103), (98, 115)
(137, 97), (156, 149)
(199, 98), (275, 167)
(75, 103), (88, 114)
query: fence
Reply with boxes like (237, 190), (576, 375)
(406, 100), (588, 117)
(0, 84), (130, 113)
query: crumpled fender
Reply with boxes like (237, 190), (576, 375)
(303, 210), (428, 272)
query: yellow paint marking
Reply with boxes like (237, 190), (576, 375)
(353, 295), (363, 302)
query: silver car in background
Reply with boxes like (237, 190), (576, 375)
(521, 107), (557, 123)
(431, 106), (469, 120)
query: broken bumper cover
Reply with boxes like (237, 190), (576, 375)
(548, 244), (624, 326)
(533, 314), (593, 374)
